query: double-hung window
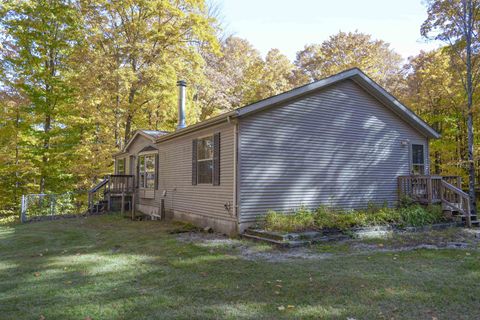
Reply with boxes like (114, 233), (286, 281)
(197, 136), (213, 184)
(116, 158), (126, 175)
(139, 154), (156, 188)
(411, 144), (425, 175)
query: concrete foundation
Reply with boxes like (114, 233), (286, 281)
(172, 210), (238, 235)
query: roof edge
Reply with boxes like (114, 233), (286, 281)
(155, 110), (237, 143)
(123, 130), (157, 152)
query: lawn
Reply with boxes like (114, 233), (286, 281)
(0, 214), (479, 320)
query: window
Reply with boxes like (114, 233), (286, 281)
(116, 158), (125, 175)
(139, 154), (156, 188)
(197, 136), (213, 184)
(412, 144), (425, 175)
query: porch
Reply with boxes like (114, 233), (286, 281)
(88, 175), (135, 217)
(398, 175), (477, 227)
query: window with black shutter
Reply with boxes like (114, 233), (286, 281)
(196, 136), (213, 184)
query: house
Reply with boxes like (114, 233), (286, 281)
(90, 68), (448, 234)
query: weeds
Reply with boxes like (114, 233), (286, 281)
(263, 203), (447, 232)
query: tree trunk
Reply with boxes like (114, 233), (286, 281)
(40, 114), (51, 194)
(124, 86), (137, 145)
(465, 0), (477, 218)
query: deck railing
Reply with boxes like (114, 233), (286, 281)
(107, 175), (135, 194)
(398, 175), (472, 227)
(398, 175), (443, 204)
(88, 175), (135, 214)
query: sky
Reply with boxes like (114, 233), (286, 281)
(216, 0), (441, 61)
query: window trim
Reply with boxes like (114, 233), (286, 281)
(138, 152), (157, 189)
(196, 135), (213, 184)
(410, 142), (426, 175)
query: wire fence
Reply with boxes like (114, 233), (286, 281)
(20, 192), (91, 223)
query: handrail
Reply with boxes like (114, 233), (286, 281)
(89, 178), (108, 193)
(441, 180), (471, 227)
(441, 180), (467, 196)
(398, 175), (471, 227)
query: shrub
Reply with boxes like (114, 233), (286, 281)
(398, 204), (445, 227)
(261, 203), (446, 232)
(264, 206), (315, 232)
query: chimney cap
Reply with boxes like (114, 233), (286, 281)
(177, 80), (187, 87)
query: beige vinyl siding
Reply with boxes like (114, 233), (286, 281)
(238, 79), (430, 223)
(124, 135), (158, 207)
(156, 122), (235, 221)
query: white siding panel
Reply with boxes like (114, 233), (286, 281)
(238, 80), (430, 223)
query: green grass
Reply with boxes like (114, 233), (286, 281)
(1, 214), (479, 319)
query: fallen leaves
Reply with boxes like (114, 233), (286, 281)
(277, 305), (295, 311)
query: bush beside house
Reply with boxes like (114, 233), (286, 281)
(262, 202), (446, 233)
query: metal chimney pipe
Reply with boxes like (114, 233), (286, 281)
(176, 80), (187, 130)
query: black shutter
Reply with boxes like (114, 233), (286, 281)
(155, 153), (159, 190)
(136, 156), (140, 188)
(213, 132), (220, 186)
(192, 139), (197, 185)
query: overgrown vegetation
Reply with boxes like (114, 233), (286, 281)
(263, 203), (446, 233)
(0, 215), (479, 319)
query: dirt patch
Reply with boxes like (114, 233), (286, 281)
(176, 232), (333, 262)
(176, 228), (480, 262)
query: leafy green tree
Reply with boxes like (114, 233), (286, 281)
(81, 0), (220, 145)
(254, 48), (308, 100)
(402, 50), (468, 177)
(0, 0), (84, 194)
(295, 31), (403, 92)
(422, 0), (480, 217)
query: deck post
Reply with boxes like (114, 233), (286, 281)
(121, 192), (125, 215)
(427, 177), (433, 204)
(465, 193), (472, 227)
(131, 193), (135, 220)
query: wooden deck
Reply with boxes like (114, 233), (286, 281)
(398, 175), (475, 227)
(88, 175), (135, 218)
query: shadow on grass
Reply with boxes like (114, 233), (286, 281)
(0, 214), (479, 320)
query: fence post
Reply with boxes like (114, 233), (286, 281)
(20, 195), (26, 223)
(51, 194), (56, 217)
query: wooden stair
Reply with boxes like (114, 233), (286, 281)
(399, 175), (478, 228)
(88, 175), (135, 217)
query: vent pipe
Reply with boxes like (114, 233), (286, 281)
(176, 80), (187, 130)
